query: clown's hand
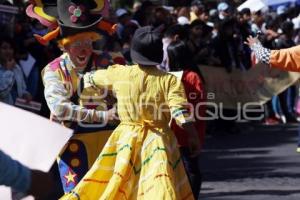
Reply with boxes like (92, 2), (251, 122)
(83, 71), (97, 89)
(245, 35), (261, 50)
(245, 35), (271, 65)
(105, 106), (119, 121)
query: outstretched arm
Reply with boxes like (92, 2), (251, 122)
(43, 67), (109, 123)
(246, 36), (300, 72)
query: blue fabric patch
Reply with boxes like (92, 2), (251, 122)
(58, 139), (88, 193)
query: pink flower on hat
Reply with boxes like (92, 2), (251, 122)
(68, 4), (86, 23)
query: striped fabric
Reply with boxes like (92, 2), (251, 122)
(171, 107), (191, 125)
(61, 124), (193, 200)
(42, 53), (106, 123)
(250, 42), (271, 65)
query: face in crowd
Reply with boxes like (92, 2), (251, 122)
(0, 40), (14, 63)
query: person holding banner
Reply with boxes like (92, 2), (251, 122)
(246, 35), (300, 152)
(25, 0), (124, 194)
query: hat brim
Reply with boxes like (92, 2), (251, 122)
(58, 14), (102, 29)
(130, 48), (162, 66)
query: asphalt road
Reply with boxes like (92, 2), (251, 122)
(199, 123), (300, 200)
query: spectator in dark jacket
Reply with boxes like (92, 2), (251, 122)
(187, 19), (218, 66)
(212, 17), (251, 72)
(132, 1), (155, 27)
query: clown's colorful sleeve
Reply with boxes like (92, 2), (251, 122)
(251, 42), (300, 72)
(43, 66), (106, 123)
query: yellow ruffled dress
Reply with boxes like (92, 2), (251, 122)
(60, 65), (195, 200)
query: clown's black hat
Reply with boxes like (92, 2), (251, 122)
(44, 0), (102, 37)
(26, 0), (116, 45)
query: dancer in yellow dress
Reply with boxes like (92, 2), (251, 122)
(61, 26), (201, 200)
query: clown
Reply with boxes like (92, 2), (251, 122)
(26, 0), (125, 193)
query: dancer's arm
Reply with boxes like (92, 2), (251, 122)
(83, 65), (125, 89)
(246, 36), (300, 72)
(167, 75), (201, 157)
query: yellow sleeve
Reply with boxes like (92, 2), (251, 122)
(85, 65), (125, 90)
(270, 45), (300, 72)
(166, 75), (193, 125)
(92, 69), (112, 89)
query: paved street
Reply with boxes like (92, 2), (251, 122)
(199, 123), (300, 200)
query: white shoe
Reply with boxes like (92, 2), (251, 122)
(280, 115), (287, 124)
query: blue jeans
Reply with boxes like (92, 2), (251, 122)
(278, 86), (296, 116)
(298, 125), (300, 147)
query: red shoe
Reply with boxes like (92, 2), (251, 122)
(263, 117), (280, 125)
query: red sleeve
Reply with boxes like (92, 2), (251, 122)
(182, 70), (205, 105)
(182, 70), (206, 146)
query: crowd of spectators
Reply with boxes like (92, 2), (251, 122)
(1, 0), (300, 129)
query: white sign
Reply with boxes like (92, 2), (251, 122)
(238, 0), (267, 12)
(238, 0), (298, 12)
(0, 103), (73, 199)
(265, 0), (297, 6)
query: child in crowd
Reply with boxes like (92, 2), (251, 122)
(168, 40), (206, 199)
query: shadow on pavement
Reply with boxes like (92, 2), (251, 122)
(204, 189), (300, 197)
(200, 123), (300, 181)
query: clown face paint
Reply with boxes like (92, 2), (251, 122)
(65, 39), (93, 69)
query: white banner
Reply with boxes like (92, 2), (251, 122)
(198, 63), (300, 109)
